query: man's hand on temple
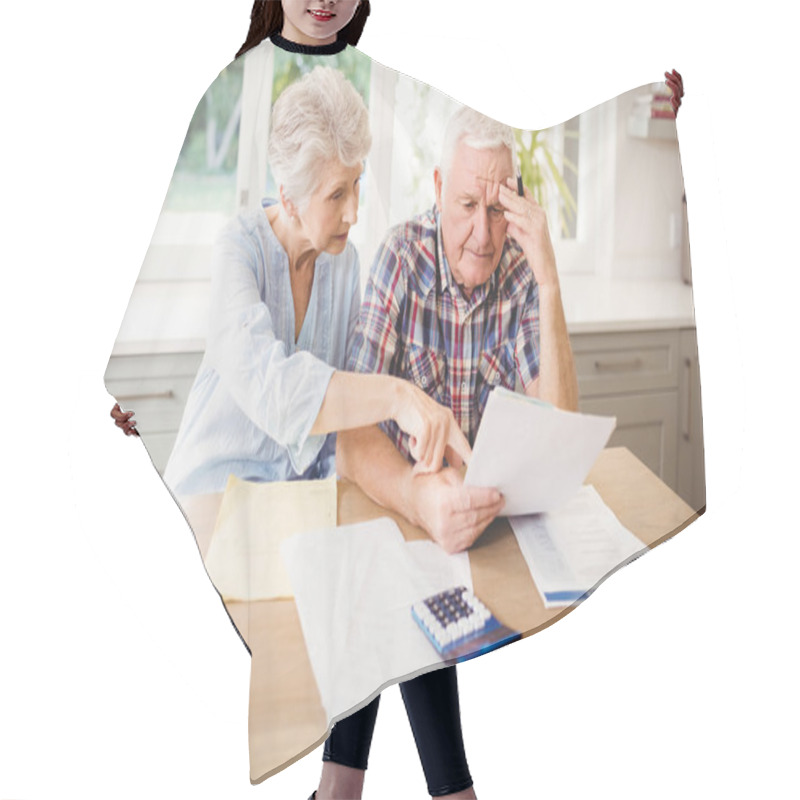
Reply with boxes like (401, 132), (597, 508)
(498, 181), (560, 291)
(408, 467), (505, 554)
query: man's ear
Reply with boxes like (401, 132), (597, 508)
(279, 185), (298, 219)
(434, 167), (443, 212)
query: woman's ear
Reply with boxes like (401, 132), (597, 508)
(279, 185), (298, 220)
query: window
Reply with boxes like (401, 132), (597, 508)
(138, 61), (245, 285)
(233, 50), (618, 284)
(370, 74), (612, 278)
(165, 60), (245, 215)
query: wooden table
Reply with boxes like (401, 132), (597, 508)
(178, 447), (701, 784)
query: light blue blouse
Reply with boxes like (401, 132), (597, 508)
(164, 200), (362, 496)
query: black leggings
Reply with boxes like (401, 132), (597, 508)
(322, 665), (472, 797)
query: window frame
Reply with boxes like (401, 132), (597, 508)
(235, 50), (619, 281)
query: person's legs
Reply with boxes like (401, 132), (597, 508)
(313, 763), (365, 800)
(400, 666), (475, 798)
(317, 667), (475, 799)
(316, 695), (381, 799)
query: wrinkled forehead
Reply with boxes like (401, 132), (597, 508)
(447, 142), (514, 201)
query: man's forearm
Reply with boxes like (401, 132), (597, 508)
(531, 284), (579, 411)
(336, 425), (421, 525)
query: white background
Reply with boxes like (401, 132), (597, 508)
(1, 1), (797, 798)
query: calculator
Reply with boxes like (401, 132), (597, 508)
(411, 586), (520, 662)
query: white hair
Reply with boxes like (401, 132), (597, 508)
(439, 106), (515, 186)
(268, 66), (372, 211)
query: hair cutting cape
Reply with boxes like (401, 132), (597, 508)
(105, 37), (704, 783)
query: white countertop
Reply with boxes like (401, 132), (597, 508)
(560, 275), (697, 334)
(111, 282), (210, 357)
(111, 276), (697, 357)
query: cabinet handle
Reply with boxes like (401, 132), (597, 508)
(682, 357), (692, 441)
(115, 390), (175, 402)
(593, 357), (642, 373)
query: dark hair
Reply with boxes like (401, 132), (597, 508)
(236, 1), (371, 59)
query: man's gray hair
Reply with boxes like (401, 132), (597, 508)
(269, 66), (372, 211)
(440, 107), (515, 186)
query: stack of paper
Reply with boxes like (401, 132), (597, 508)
(281, 518), (471, 721)
(510, 485), (646, 608)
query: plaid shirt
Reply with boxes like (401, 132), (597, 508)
(349, 207), (540, 460)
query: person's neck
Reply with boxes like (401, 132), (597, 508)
(266, 205), (319, 275)
(271, 29), (347, 55)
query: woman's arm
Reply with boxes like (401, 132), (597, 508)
(311, 372), (471, 472)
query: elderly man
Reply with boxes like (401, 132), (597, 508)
(338, 107), (578, 553)
(316, 109), (579, 800)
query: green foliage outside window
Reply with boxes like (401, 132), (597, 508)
(272, 49), (370, 104)
(165, 60), (245, 212)
(514, 123), (578, 238)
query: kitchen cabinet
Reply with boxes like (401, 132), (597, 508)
(677, 328), (706, 512)
(572, 327), (704, 511)
(105, 352), (203, 473)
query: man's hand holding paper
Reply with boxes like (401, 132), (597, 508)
(464, 388), (616, 517)
(408, 466), (505, 554)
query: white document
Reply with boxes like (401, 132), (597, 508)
(510, 485), (646, 608)
(204, 474), (337, 601)
(281, 518), (471, 721)
(464, 387), (616, 516)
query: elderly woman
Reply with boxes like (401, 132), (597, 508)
(109, 35), (478, 800)
(158, 66), (469, 496)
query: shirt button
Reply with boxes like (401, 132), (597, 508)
(421, 376), (428, 386)
(461, 381), (467, 390)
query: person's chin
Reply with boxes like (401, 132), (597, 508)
(325, 236), (349, 255)
(457, 259), (495, 291)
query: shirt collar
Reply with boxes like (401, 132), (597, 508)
(270, 33), (348, 55)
